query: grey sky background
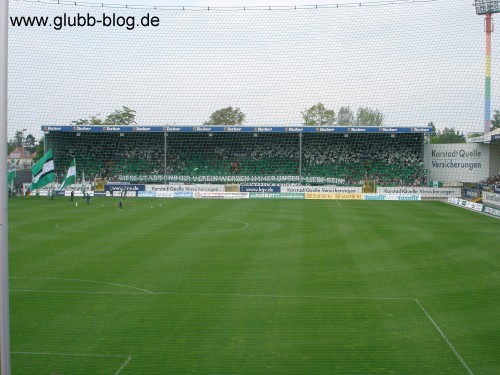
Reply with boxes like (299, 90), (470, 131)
(8, 0), (497, 139)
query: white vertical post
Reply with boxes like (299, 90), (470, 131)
(164, 132), (167, 183)
(0, 0), (11, 373)
(299, 133), (303, 184)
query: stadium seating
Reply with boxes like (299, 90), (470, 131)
(49, 132), (427, 186)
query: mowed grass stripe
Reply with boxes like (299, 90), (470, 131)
(9, 292), (468, 374)
(7, 198), (500, 374)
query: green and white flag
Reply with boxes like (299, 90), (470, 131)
(7, 168), (16, 184)
(59, 158), (76, 190)
(31, 149), (55, 190)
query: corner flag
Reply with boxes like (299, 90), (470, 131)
(59, 158), (76, 190)
(31, 149), (55, 190)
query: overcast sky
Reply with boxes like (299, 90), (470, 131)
(8, 0), (497, 139)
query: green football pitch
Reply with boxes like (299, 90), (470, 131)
(5, 197), (500, 374)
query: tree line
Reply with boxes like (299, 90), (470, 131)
(203, 103), (384, 127)
(8, 106), (136, 162)
(203, 103), (499, 144)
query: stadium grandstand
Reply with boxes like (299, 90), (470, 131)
(44, 126), (429, 187)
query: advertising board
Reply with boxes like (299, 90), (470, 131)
(363, 194), (421, 201)
(282, 186), (362, 194)
(249, 193), (304, 199)
(146, 184), (225, 192)
(194, 192), (249, 199)
(105, 184), (145, 192)
(447, 197), (483, 212)
(483, 206), (500, 217)
(463, 188), (482, 200)
(138, 191), (156, 198)
(377, 187), (460, 198)
(482, 192), (500, 207)
(305, 192), (363, 200)
(241, 186), (281, 193)
(424, 144), (490, 183)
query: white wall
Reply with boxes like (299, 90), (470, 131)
(424, 144), (490, 183)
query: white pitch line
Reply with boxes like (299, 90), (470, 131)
(414, 299), (474, 375)
(107, 282), (154, 294)
(336, 200), (342, 207)
(193, 292), (413, 301)
(11, 289), (151, 295)
(11, 288), (415, 302)
(13, 351), (132, 374)
(115, 356), (132, 375)
(10, 276), (154, 294)
(13, 351), (127, 358)
(55, 223), (85, 233)
(10, 292), (477, 375)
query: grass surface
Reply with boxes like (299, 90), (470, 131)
(6, 197), (500, 374)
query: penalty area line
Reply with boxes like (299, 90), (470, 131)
(12, 351), (132, 375)
(414, 299), (474, 375)
(10, 276), (154, 294)
(115, 356), (132, 375)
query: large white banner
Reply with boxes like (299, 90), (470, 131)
(364, 194), (421, 201)
(482, 192), (500, 207)
(424, 144), (489, 183)
(448, 197), (483, 212)
(281, 185), (362, 193)
(146, 184), (225, 192)
(194, 192), (249, 199)
(377, 186), (461, 198)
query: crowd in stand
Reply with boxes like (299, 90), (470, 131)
(54, 133), (164, 180)
(301, 134), (426, 185)
(49, 132), (427, 186)
(480, 173), (500, 186)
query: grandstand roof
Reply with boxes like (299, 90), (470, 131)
(468, 128), (500, 143)
(41, 125), (431, 134)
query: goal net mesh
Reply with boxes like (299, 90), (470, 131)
(6, 1), (500, 374)
(9, 0), (495, 187)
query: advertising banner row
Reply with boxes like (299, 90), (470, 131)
(133, 191), (422, 201)
(448, 197), (500, 218)
(34, 188), (426, 201)
(106, 184), (459, 197)
(44, 125), (431, 134)
(33, 190), (95, 197)
(448, 197), (484, 212)
(33, 183), (462, 199)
